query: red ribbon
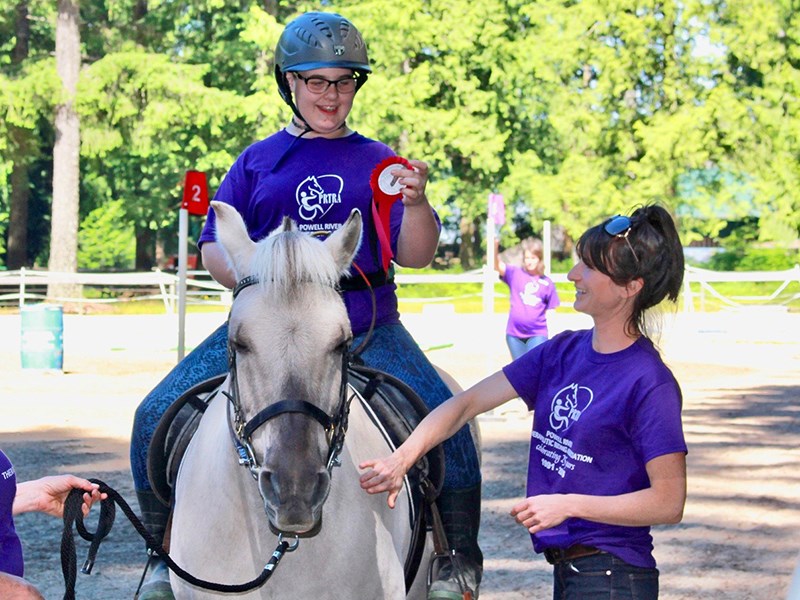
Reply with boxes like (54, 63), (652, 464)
(369, 156), (412, 271)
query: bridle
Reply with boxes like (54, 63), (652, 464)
(222, 274), (355, 480)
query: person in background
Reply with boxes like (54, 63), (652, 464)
(130, 11), (482, 600)
(494, 237), (561, 359)
(361, 204), (687, 600)
(1, 449), (104, 600)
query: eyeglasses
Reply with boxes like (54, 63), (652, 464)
(294, 73), (358, 95)
(603, 215), (639, 264)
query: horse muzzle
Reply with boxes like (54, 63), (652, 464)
(258, 467), (331, 536)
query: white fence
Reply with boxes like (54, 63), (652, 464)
(0, 267), (230, 312)
(1, 264), (799, 312)
(682, 264), (800, 310)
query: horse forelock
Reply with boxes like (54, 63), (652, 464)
(251, 230), (343, 296)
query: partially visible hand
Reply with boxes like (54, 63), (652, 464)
(393, 159), (429, 207)
(358, 454), (409, 509)
(510, 494), (569, 534)
(16, 475), (106, 519)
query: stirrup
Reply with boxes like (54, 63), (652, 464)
(427, 550), (477, 600)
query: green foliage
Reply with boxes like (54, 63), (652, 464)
(707, 247), (800, 272)
(78, 199), (135, 269)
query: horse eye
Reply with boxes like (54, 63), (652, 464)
(230, 337), (249, 354)
(335, 338), (352, 354)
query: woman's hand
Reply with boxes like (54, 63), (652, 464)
(510, 494), (569, 534)
(14, 475), (106, 518)
(358, 453), (411, 509)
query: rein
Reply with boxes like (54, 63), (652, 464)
(59, 479), (298, 600)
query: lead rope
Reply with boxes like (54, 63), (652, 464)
(60, 480), (297, 600)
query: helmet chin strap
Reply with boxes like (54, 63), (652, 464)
(290, 114), (348, 136)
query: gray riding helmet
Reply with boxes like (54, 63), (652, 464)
(274, 12), (371, 112)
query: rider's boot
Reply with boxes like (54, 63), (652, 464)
(135, 489), (175, 600)
(428, 484), (483, 600)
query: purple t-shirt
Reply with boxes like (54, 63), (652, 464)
(502, 266), (560, 338)
(199, 130), (439, 336)
(502, 330), (687, 569)
(0, 450), (23, 577)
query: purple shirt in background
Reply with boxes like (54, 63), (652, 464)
(0, 450), (23, 577)
(199, 130), (440, 335)
(502, 329), (687, 569)
(502, 266), (560, 338)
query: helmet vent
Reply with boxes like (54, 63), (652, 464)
(295, 26), (323, 49)
(311, 15), (333, 38)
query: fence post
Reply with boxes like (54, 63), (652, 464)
(682, 269), (693, 312)
(19, 267), (26, 309)
(543, 220), (552, 276)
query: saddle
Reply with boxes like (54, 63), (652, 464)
(146, 365), (445, 588)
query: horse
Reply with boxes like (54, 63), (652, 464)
(168, 201), (432, 599)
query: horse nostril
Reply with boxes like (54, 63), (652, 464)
(313, 471), (331, 506)
(259, 470), (279, 505)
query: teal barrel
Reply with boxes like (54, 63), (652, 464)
(20, 304), (64, 371)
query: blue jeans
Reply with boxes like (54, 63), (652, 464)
(130, 321), (480, 492)
(506, 334), (547, 360)
(552, 553), (659, 600)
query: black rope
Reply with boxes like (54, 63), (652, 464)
(61, 479), (295, 599)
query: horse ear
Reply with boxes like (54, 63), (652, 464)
(325, 209), (362, 272)
(211, 201), (256, 277)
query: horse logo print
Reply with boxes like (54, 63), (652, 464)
(296, 175), (344, 221)
(549, 383), (593, 433)
(520, 280), (543, 307)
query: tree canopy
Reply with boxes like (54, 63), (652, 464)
(1, 0), (798, 271)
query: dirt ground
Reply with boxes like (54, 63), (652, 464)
(1, 308), (799, 599)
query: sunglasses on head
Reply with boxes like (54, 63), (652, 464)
(603, 215), (639, 263)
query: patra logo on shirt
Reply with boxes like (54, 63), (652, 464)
(296, 174), (344, 223)
(549, 383), (593, 432)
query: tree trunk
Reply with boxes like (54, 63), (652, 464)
(11, 1), (30, 62)
(7, 144), (30, 269)
(135, 226), (155, 271)
(48, 0), (82, 300)
(262, 0), (278, 16)
(7, 2), (32, 270)
(458, 216), (483, 270)
(154, 229), (166, 269)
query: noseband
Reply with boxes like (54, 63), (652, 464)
(223, 275), (354, 480)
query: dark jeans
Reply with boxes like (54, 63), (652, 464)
(553, 553), (659, 600)
(130, 321), (480, 492)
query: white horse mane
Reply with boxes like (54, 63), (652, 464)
(250, 222), (347, 296)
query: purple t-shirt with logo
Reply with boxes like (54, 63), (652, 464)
(502, 266), (560, 338)
(199, 130), (438, 335)
(502, 329), (687, 568)
(0, 450), (24, 577)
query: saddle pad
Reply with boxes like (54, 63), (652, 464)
(147, 374), (226, 507)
